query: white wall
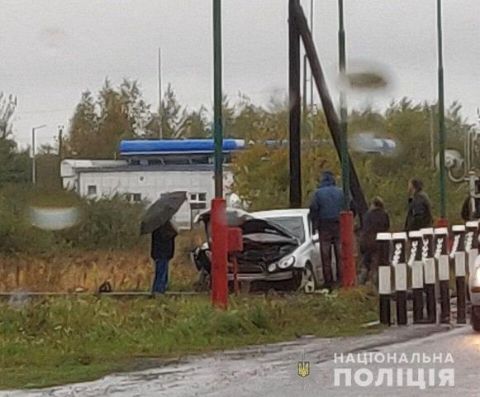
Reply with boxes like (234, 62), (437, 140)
(77, 170), (232, 229)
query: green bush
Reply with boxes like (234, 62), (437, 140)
(61, 195), (145, 250)
(0, 185), (146, 254)
(0, 187), (56, 254)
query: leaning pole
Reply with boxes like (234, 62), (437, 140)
(289, 1), (367, 288)
(290, 1), (368, 218)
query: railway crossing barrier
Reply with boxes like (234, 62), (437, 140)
(377, 220), (480, 326)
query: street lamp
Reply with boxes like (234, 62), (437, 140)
(32, 124), (46, 184)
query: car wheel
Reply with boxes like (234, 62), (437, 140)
(301, 263), (317, 294)
(472, 306), (480, 332)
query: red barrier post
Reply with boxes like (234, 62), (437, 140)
(436, 218), (448, 228)
(340, 210), (355, 288)
(211, 198), (228, 309)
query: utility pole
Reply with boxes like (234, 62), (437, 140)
(430, 106), (436, 169)
(58, 125), (64, 188)
(58, 125), (64, 160)
(31, 124), (46, 185)
(437, 0), (447, 221)
(158, 47), (163, 139)
(289, 0), (302, 208)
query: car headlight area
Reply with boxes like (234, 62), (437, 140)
(268, 263), (277, 272)
(278, 256), (296, 270)
(267, 256), (296, 273)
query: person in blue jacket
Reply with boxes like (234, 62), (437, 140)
(309, 170), (344, 289)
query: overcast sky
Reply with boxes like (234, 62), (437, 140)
(1, 0), (479, 149)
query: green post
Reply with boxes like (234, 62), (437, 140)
(437, 0), (447, 218)
(213, 0), (223, 198)
(338, 0), (349, 209)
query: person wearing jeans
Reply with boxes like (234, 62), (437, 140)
(151, 222), (177, 294)
(152, 257), (169, 293)
(309, 170), (344, 289)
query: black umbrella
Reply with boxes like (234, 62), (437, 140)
(140, 191), (187, 235)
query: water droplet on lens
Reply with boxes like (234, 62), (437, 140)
(29, 206), (80, 231)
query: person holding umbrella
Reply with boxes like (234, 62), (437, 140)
(140, 191), (187, 295)
(151, 221), (177, 294)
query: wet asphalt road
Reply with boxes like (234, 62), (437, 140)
(2, 324), (479, 397)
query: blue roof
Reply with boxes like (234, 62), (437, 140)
(119, 139), (245, 156)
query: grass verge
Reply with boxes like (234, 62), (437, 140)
(0, 288), (379, 390)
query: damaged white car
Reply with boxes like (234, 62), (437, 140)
(191, 208), (322, 293)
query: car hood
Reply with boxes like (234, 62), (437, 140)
(196, 207), (299, 243)
(196, 208), (299, 266)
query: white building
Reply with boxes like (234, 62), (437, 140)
(61, 159), (234, 229)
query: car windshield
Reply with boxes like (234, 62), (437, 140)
(264, 216), (305, 243)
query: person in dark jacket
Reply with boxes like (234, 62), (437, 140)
(309, 170), (344, 288)
(151, 221), (177, 294)
(359, 197), (390, 285)
(461, 195), (480, 221)
(405, 178), (433, 231)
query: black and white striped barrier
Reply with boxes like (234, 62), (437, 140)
(408, 230), (425, 323)
(435, 227), (450, 324)
(377, 232), (392, 326)
(392, 233), (408, 325)
(376, 223), (480, 326)
(466, 221), (479, 303)
(451, 225), (467, 324)
(466, 221), (480, 278)
(421, 228), (436, 323)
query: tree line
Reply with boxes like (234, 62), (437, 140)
(0, 79), (478, 235)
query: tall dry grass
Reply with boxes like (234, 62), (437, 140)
(0, 230), (204, 293)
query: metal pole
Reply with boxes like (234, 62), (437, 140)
(213, 0), (223, 198)
(430, 106), (436, 169)
(32, 128), (36, 184)
(292, 2), (368, 217)
(338, 0), (349, 209)
(289, 0), (302, 208)
(309, 0), (314, 109)
(337, 0), (355, 287)
(211, 0), (228, 310)
(158, 48), (163, 139)
(437, 0), (447, 219)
